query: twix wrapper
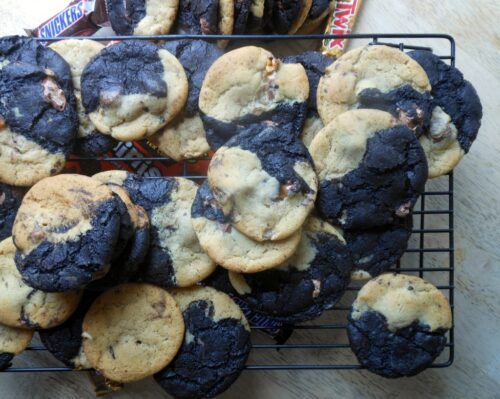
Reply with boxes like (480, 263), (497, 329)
(321, 0), (363, 58)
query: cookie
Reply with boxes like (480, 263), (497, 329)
(154, 286), (251, 399)
(233, 0), (252, 33)
(310, 109), (427, 229)
(283, 51), (333, 147)
(228, 216), (353, 323)
(39, 291), (98, 370)
(149, 40), (223, 161)
(247, 0), (265, 30)
(347, 273), (452, 378)
(297, 0), (332, 34)
(49, 39), (117, 157)
(94, 172), (216, 287)
(82, 283), (185, 383)
(408, 50), (483, 178)
(107, 0), (179, 35)
(192, 182), (301, 273)
(0, 321), (33, 371)
(346, 217), (413, 280)
(199, 46), (309, 149)
(0, 237), (82, 329)
(317, 45), (433, 137)
(208, 123), (318, 241)
(265, 0), (312, 34)
(0, 184), (26, 241)
(81, 40), (188, 141)
(12, 174), (121, 292)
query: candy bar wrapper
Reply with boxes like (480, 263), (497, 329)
(322, 0), (363, 58)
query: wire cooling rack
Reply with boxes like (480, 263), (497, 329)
(4, 33), (455, 372)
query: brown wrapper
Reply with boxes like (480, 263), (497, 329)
(321, 0), (363, 58)
(28, 0), (109, 39)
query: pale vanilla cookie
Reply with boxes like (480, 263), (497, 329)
(0, 321), (33, 370)
(81, 40), (188, 141)
(82, 283), (185, 383)
(208, 124), (318, 242)
(347, 273), (452, 378)
(191, 182), (301, 273)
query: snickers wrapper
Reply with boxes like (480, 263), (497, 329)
(322, 0), (363, 57)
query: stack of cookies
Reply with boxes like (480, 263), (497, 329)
(0, 33), (482, 385)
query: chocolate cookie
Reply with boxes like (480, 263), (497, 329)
(297, 0), (332, 34)
(81, 40), (188, 141)
(310, 109), (427, 229)
(149, 39), (223, 161)
(283, 51), (333, 147)
(227, 216), (353, 323)
(192, 182), (301, 272)
(317, 45), (433, 138)
(107, 0), (179, 35)
(39, 291), (98, 370)
(233, 0), (252, 33)
(0, 184), (25, 241)
(346, 217), (413, 280)
(208, 123), (318, 241)
(264, 0), (312, 34)
(49, 39), (117, 157)
(0, 321), (33, 371)
(408, 50), (483, 178)
(0, 237), (82, 329)
(347, 273), (452, 378)
(13, 174), (121, 292)
(199, 46), (310, 149)
(82, 283), (185, 383)
(154, 286), (251, 399)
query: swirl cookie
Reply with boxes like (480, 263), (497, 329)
(346, 217), (413, 280)
(228, 217), (353, 323)
(81, 40), (188, 141)
(310, 109), (427, 229)
(0, 237), (81, 329)
(0, 322), (33, 371)
(208, 124), (318, 241)
(82, 283), (185, 383)
(199, 46), (309, 149)
(39, 291), (98, 370)
(107, 0), (179, 35)
(12, 174), (121, 292)
(0, 38), (78, 187)
(0, 184), (26, 241)
(49, 39), (117, 157)
(408, 50), (483, 178)
(149, 40), (223, 161)
(347, 273), (452, 378)
(192, 182), (301, 273)
(154, 286), (251, 399)
(317, 45), (433, 137)
(297, 0), (332, 34)
(283, 51), (334, 147)
(265, 0), (312, 34)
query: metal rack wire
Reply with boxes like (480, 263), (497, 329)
(4, 33), (455, 372)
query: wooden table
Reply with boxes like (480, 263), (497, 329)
(0, 1), (499, 398)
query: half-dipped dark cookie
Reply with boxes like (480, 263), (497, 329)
(408, 50), (483, 178)
(347, 273), (452, 378)
(264, 0), (312, 34)
(310, 109), (428, 229)
(199, 46), (310, 149)
(107, 0), (179, 35)
(12, 174), (121, 292)
(39, 290), (99, 370)
(0, 184), (25, 241)
(283, 51), (334, 147)
(148, 39), (223, 161)
(208, 123), (318, 241)
(50, 39), (117, 157)
(0, 321), (33, 371)
(192, 182), (301, 273)
(227, 216), (353, 323)
(154, 286), (251, 399)
(81, 40), (188, 141)
(297, 0), (332, 34)
(346, 216), (413, 280)
(233, 0), (252, 33)
(317, 45), (434, 138)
